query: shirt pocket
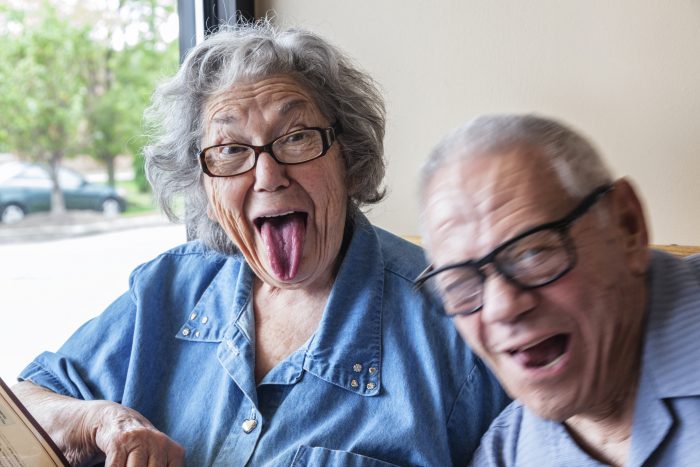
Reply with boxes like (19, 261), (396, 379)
(290, 445), (402, 467)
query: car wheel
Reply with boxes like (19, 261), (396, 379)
(1, 203), (27, 224)
(101, 198), (121, 217)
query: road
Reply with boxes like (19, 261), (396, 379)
(0, 224), (187, 384)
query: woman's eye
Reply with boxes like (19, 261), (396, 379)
(220, 145), (249, 155)
(281, 131), (311, 145)
(287, 134), (304, 143)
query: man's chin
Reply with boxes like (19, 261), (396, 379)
(518, 392), (578, 422)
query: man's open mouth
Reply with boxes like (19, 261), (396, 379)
(508, 334), (570, 369)
(254, 211), (308, 281)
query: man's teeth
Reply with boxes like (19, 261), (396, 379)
(541, 353), (564, 369)
(514, 336), (550, 352)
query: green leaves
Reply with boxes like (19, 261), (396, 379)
(0, 0), (177, 188)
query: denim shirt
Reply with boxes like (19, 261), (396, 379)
(471, 251), (700, 466)
(20, 216), (508, 466)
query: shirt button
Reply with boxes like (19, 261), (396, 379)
(241, 419), (257, 433)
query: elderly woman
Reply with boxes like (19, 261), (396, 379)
(13, 24), (507, 466)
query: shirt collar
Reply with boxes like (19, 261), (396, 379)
(176, 255), (253, 343)
(642, 250), (700, 398)
(302, 217), (384, 397)
(176, 214), (384, 397)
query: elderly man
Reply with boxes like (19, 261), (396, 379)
(417, 114), (700, 466)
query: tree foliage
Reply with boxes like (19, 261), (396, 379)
(0, 0), (178, 215)
(81, 0), (179, 189)
(0, 3), (92, 213)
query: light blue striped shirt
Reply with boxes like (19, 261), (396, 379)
(472, 250), (700, 466)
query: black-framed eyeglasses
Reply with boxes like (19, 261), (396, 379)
(197, 122), (342, 177)
(414, 184), (613, 317)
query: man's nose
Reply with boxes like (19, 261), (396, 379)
(480, 272), (537, 324)
(253, 151), (290, 192)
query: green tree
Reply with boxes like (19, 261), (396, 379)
(0, 0), (178, 216)
(0, 4), (92, 215)
(82, 0), (178, 188)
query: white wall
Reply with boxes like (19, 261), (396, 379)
(257, 0), (700, 245)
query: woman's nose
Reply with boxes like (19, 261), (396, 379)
(253, 151), (290, 192)
(480, 273), (537, 324)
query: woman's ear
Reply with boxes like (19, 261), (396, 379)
(609, 178), (650, 275)
(206, 202), (217, 221)
(202, 178), (218, 222)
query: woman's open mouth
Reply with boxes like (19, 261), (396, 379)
(254, 211), (308, 281)
(508, 334), (570, 370)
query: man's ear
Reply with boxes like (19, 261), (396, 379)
(609, 178), (650, 275)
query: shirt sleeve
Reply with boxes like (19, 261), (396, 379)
(18, 275), (140, 403)
(468, 402), (524, 467)
(447, 357), (512, 466)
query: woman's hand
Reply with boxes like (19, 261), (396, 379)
(12, 381), (185, 466)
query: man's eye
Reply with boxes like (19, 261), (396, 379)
(513, 246), (554, 264)
(517, 246), (547, 259)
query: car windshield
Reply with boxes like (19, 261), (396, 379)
(0, 162), (26, 184)
(57, 168), (85, 189)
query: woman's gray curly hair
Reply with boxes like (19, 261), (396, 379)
(143, 21), (386, 255)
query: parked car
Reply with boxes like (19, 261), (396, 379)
(0, 161), (126, 224)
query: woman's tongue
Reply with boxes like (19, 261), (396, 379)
(259, 213), (306, 281)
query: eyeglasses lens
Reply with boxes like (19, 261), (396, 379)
(431, 228), (573, 316)
(204, 147), (255, 176)
(497, 229), (572, 286)
(272, 129), (324, 163)
(203, 128), (326, 177)
(427, 267), (483, 316)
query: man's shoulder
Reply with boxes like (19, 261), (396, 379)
(471, 402), (525, 466)
(482, 401), (527, 437)
(648, 250), (700, 324)
(651, 250), (700, 289)
(643, 250), (700, 398)
(681, 252), (700, 283)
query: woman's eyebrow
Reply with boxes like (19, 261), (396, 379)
(211, 114), (238, 125)
(278, 99), (308, 116)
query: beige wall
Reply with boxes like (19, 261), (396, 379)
(257, 0), (700, 245)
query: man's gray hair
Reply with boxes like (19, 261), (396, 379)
(143, 21), (386, 254)
(420, 114), (613, 201)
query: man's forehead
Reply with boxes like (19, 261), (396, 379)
(423, 150), (573, 253)
(427, 148), (567, 205)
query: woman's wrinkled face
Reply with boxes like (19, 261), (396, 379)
(201, 76), (347, 291)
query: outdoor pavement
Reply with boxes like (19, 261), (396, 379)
(0, 212), (188, 383)
(0, 211), (173, 244)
